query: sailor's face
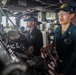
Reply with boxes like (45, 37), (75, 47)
(27, 21), (35, 28)
(58, 10), (74, 25)
(27, 21), (32, 28)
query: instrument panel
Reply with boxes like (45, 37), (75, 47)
(0, 40), (12, 65)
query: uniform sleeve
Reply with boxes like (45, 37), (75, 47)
(72, 27), (76, 54)
(36, 31), (43, 49)
(74, 34), (76, 55)
(32, 31), (43, 56)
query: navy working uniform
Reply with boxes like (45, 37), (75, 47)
(54, 2), (76, 75)
(55, 23), (76, 75)
(24, 16), (43, 56)
(26, 27), (43, 56)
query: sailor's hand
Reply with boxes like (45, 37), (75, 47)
(48, 61), (55, 75)
(41, 52), (47, 58)
(41, 52), (55, 75)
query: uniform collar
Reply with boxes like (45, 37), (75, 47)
(30, 27), (37, 35)
(61, 23), (73, 39)
(56, 23), (73, 39)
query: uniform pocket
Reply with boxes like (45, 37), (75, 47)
(64, 39), (72, 45)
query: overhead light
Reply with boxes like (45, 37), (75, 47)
(13, 12), (19, 14)
(1, 0), (8, 7)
